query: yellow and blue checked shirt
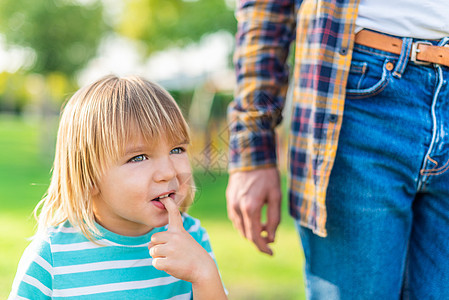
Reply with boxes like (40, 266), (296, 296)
(228, 0), (360, 237)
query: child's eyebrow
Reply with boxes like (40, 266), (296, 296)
(124, 145), (147, 155)
(177, 139), (190, 145)
(124, 139), (189, 155)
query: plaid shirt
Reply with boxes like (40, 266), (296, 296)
(228, 0), (360, 237)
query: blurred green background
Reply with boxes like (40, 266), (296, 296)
(0, 0), (305, 298)
(0, 116), (305, 299)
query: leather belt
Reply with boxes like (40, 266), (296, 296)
(354, 30), (449, 68)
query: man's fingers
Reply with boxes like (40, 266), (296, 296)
(231, 206), (273, 255)
(226, 168), (282, 256)
(160, 197), (183, 231)
(226, 185), (246, 238)
(227, 202), (246, 238)
(241, 203), (273, 256)
(265, 189), (282, 243)
(250, 229), (273, 255)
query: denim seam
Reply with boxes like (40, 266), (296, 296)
(349, 64), (366, 74)
(346, 61), (392, 99)
(349, 62), (367, 89)
(346, 78), (390, 99)
(418, 65), (445, 186)
(420, 157), (449, 175)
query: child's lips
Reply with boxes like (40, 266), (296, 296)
(151, 199), (166, 210)
(151, 191), (176, 209)
(152, 191), (175, 201)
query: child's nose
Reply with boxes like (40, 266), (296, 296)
(153, 156), (177, 182)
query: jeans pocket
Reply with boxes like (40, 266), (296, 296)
(346, 58), (393, 100)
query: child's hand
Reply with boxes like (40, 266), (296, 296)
(148, 197), (216, 284)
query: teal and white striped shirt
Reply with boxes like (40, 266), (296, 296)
(9, 214), (215, 299)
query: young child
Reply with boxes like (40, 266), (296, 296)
(8, 75), (227, 299)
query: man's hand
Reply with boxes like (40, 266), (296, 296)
(226, 167), (282, 255)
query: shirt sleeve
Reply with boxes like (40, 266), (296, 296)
(8, 235), (53, 299)
(183, 214), (214, 257)
(228, 0), (298, 172)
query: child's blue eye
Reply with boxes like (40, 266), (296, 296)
(128, 155), (147, 163)
(170, 147), (185, 155)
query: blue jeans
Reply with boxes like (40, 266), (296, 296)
(298, 35), (449, 300)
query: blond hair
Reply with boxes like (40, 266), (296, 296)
(35, 75), (194, 241)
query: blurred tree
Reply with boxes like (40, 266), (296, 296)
(0, 0), (109, 159)
(0, 72), (29, 113)
(0, 0), (109, 78)
(0, 0), (236, 113)
(118, 0), (236, 54)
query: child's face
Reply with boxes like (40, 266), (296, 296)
(91, 135), (192, 236)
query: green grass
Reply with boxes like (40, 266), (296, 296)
(0, 115), (305, 299)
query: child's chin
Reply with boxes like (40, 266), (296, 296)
(152, 217), (169, 228)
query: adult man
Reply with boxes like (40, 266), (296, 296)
(226, 0), (449, 298)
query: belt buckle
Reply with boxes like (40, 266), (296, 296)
(410, 41), (433, 65)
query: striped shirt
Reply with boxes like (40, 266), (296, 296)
(9, 214), (214, 299)
(228, 0), (360, 236)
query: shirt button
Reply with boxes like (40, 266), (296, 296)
(340, 47), (348, 55)
(328, 114), (338, 123)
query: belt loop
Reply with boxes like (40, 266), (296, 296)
(393, 37), (413, 78)
(438, 36), (449, 47)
